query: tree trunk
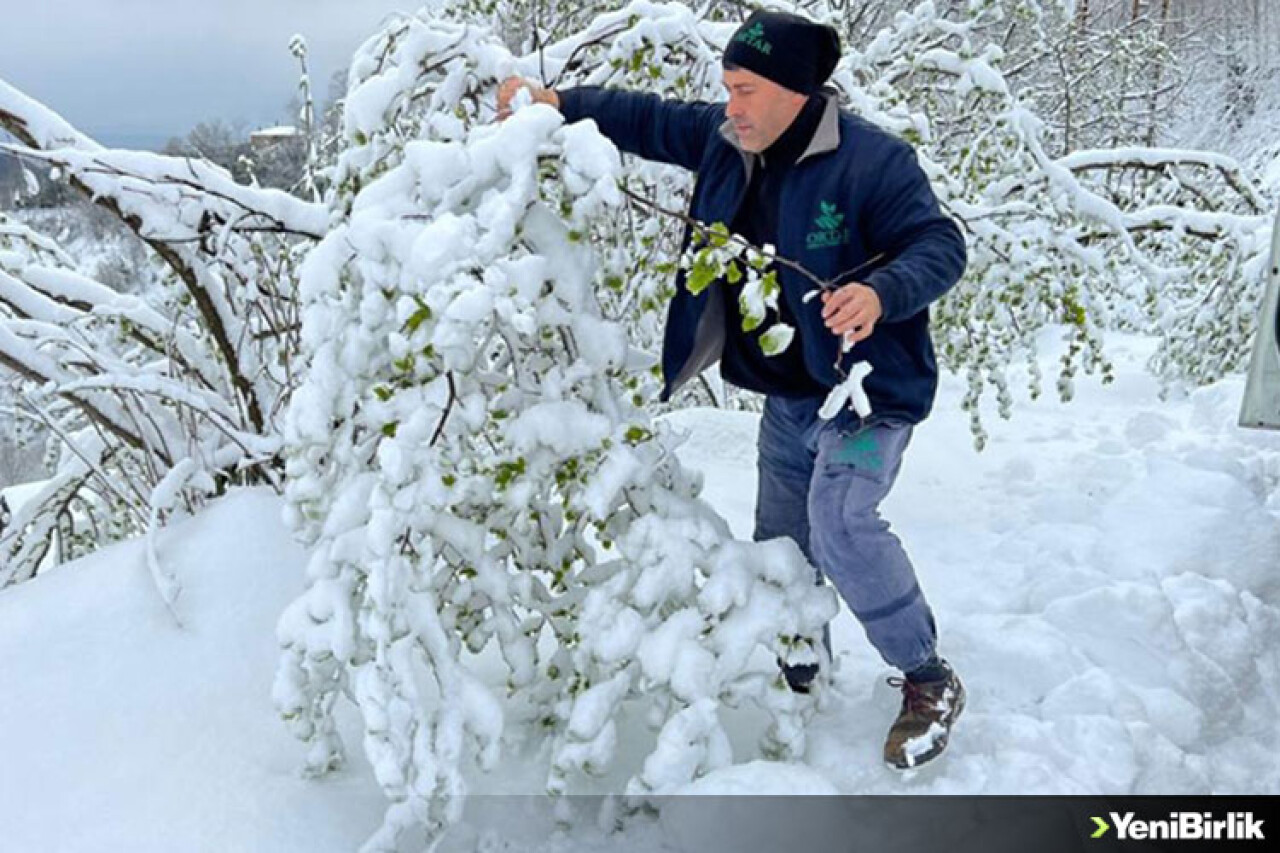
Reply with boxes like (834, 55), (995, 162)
(1145, 0), (1173, 147)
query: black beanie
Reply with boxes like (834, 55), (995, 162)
(722, 11), (841, 95)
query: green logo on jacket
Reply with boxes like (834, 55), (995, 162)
(807, 201), (850, 248)
(734, 22), (773, 55)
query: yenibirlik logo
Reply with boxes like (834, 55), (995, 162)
(1091, 812), (1265, 842)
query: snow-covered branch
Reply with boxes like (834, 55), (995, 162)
(3, 146), (329, 241)
(1057, 147), (1267, 213)
(0, 73), (320, 581)
(0, 79), (100, 154)
(0, 76), (322, 437)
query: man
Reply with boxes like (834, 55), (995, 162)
(498, 9), (967, 769)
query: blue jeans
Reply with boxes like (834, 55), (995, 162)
(754, 395), (937, 673)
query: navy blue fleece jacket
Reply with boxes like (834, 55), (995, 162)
(558, 86), (967, 425)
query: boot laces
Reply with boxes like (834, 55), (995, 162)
(886, 676), (931, 714)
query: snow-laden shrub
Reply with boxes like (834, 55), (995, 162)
(273, 15), (835, 849)
(0, 79), (327, 587)
(0, 211), (181, 581)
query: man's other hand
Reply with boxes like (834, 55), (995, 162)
(497, 77), (560, 120)
(821, 282), (882, 345)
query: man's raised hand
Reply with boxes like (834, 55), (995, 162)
(497, 77), (560, 120)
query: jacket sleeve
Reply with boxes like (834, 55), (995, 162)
(859, 142), (967, 324)
(558, 87), (724, 173)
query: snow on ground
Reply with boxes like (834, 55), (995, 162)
(1, 478), (46, 513)
(0, 491), (389, 851)
(2, 333), (1279, 851)
(665, 334), (1280, 799)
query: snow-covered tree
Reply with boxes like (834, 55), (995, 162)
(0, 81), (326, 587)
(273, 11), (833, 848)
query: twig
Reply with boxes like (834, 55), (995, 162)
(17, 397), (148, 526)
(616, 182), (887, 291)
(548, 24), (631, 88)
(430, 371), (457, 447)
(697, 373), (722, 407)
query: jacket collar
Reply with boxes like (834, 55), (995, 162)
(717, 88), (841, 163)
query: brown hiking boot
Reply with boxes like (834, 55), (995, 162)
(883, 665), (965, 769)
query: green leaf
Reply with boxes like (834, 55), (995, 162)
(759, 324), (795, 356)
(707, 222), (732, 248)
(760, 270), (778, 299)
(403, 297), (432, 333)
(494, 457), (526, 489)
(623, 425), (652, 444)
(686, 254), (719, 296)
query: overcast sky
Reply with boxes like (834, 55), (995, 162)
(1, 0), (417, 149)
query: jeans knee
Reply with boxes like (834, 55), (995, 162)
(843, 500), (891, 536)
(812, 475), (890, 535)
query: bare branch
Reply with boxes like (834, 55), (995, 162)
(430, 372), (458, 448)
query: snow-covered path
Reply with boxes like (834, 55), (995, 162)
(2, 335), (1278, 851)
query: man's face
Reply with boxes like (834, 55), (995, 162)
(723, 67), (807, 153)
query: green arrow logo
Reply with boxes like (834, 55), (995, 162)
(1091, 816), (1111, 839)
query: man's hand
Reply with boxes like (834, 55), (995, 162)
(497, 77), (560, 120)
(821, 282), (882, 345)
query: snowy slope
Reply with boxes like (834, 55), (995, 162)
(0, 490), (388, 851)
(1, 334), (1278, 851)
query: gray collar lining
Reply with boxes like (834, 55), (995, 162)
(716, 90), (841, 163)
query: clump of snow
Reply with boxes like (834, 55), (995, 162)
(819, 361), (874, 419)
